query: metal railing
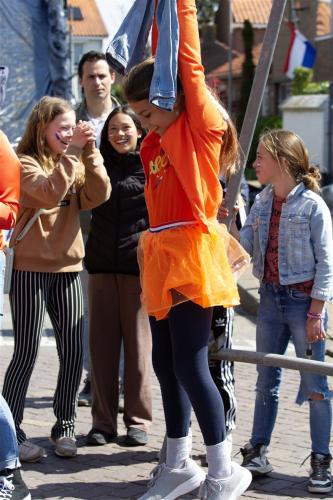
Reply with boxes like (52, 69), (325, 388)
(210, 349), (333, 376)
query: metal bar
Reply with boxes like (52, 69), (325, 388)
(210, 349), (333, 376)
(227, 0), (233, 113)
(223, 0), (288, 228)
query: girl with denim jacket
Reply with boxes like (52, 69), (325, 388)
(116, 1), (252, 499)
(240, 129), (333, 495)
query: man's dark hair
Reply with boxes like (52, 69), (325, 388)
(78, 51), (112, 79)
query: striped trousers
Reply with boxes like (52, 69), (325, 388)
(209, 306), (237, 433)
(2, 270), (83, 443)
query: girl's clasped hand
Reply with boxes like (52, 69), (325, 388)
(67, 120), (97, 150)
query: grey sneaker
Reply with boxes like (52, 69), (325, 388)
(240, 442), (273, 475)
(199, 462), (252, 500)
(19, 441), (46, 463)
(50, 437), (77, 458)
(138, 458), (205, 500)
(308, 453), (332, 493)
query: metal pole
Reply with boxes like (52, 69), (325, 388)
(227, 0), (233, 113)
(210, 349), (333, 376)
(328, 82), (333, 184)
(223, 0), (288, 228)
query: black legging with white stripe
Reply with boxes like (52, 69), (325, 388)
(209, 306), (237, 433)
(2, 270), (83, 443)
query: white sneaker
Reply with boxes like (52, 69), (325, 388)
(51, 437), (77, 457)
(19, 441), (46, 463)
(138, 458), (205, 500)
(199, 462), (252, 499)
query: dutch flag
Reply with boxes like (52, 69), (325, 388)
(284, 23), (317, 79)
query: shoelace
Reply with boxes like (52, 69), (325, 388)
(200, 477), (223, 498)
(0, 474), (14, 499)
(300, 453), (311, 468)
(311, 457), (331, 479)
(300, 453), (331, 478)
(147, 464), (165, 488)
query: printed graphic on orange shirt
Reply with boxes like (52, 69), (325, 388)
(149, 151), (169, 189)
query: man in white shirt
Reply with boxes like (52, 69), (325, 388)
(76, 51), (118, 147)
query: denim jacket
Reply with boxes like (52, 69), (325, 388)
(106, 0), (179, 111)
(240, 183), (333, 301)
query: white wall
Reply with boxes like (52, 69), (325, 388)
(95, 0), (134, 50)
(284, 111), (326, 170)
(71, 39), (104, 102)
(281, 95), (329, 173)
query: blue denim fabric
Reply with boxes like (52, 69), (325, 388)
(0, 395), (20, 470)
(0, 250), (20, 470)
(250, 283), (332, 455)
(106, 0), (179, 111)
(240, 183), (333, 301)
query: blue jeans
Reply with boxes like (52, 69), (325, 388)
(106, 0), (179, 110)
(0, 250), (20, 470)
(251, 283), (332, 455)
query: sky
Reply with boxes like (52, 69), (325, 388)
(95, 0), (134, 44)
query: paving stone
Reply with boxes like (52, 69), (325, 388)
(1, 302), (332, 499)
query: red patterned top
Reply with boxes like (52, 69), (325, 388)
(264, 195), (313, 295)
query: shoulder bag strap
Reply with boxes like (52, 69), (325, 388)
(14, 208), (45, 245)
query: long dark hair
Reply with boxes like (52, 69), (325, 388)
(99, 105), (146, 162)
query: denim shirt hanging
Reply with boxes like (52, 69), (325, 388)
(106, 0), (179, 111)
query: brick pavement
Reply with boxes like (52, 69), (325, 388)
(1, 306), (333, 499)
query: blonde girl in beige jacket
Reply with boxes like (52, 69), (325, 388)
(2, 96), (111, 462)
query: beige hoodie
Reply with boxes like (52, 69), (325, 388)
(11, 142), (111, 272)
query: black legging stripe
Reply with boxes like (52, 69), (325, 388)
(210, 306), (237, 433)
(2, 270), (83, 443)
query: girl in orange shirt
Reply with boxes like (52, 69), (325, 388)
(123, 1), (251, 499)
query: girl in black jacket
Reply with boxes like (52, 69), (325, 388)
(85, 106), (152, 446)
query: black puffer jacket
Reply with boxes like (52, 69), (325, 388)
(84, 150), (148, 275)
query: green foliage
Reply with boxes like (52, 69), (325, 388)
(237, 20), (255, 131)
(111, 84), (125, 104)
(196, 0), (219, 26)
(291, 68), (329, 95)
(245, 115), (283, 180)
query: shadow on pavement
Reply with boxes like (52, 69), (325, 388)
(248, 472), (326, 499)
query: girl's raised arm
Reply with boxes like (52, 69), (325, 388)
(177, 0), (224, 131)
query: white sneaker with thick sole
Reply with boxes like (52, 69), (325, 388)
(19, 441), (46, 463)
(50, 437), (77, 458)
(199, 462), (252, 500)
(138, 458), (205, 500)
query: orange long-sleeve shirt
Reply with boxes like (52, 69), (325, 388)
(0, 131), (20, 249)
(140, 0), (226, 232)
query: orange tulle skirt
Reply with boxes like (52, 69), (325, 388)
(137, 222), (250, 320)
